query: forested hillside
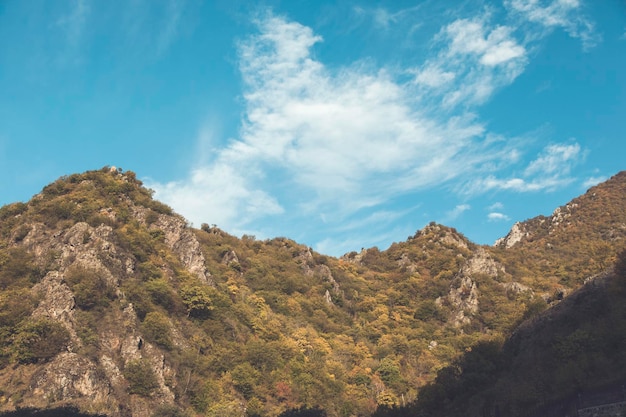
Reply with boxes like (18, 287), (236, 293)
(373, 250), (626, 417)
(0, 168), (624, 417)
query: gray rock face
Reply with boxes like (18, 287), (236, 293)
(445, 275), (480, 327)
(153, 214), (214, 286)
(495, 222), (530, 248)
(1, 208), (202, 416)
(460, 248), (505, 278)
(442, 249), (506, 327)
(31, 352), (111, 404)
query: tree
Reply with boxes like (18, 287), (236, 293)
(142, 311), (173, 350)
(12, 319), (70, 363)
(124, 359), (159, 396)
(180, 285), (214, 319)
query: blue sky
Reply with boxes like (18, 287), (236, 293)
(1, 0), (625, 256)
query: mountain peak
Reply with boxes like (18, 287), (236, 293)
(495, 171), (626, 249)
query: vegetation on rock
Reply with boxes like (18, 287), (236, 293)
(0, 168), (625, 417)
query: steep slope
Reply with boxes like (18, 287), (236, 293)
(493, 171), (626, 292)
(0, 168), (625, 417)
(386, 251), (626, 417)
(0, 168), (213, 417)
(0, 169), (534, 417)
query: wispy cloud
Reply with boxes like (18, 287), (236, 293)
(149, 4), (598, 255)
(156, 0), (185, 55)
(354, 5), (426, 30)
(488, 202), (504, 211)
(413, 16), (527, 109)
(582, 175), (607, 189)
(54, 0), (90, 64)
(465, 141), (583, 193)
(442, 204), (471, 223)
(505, 0), (601, 50)
(524, 143), (581, 176)
(56, 0), (89, 43)
(488, 212), (511, 221)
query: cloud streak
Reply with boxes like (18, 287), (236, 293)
(488, 212), (510, 221)
(506, 0), (600, 50)
(153, 13), (501, 229)
(412, 16), (528, 109)
(150, 3), (599, 254)
(464, 141), (583, 194)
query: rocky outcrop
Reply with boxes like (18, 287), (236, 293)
(446, 275), (479, 327)
(2, 215), (184, 415)
(221, 249), (240, 266)
(153, 214), (213, 286)
(396, 253), (418, 274)
(495, 221), (531, 248)
(440, 249), (505, 327)
(30, 352), (111, 405)
(460, 248), (504, 278)
(340, 248), (367, 265)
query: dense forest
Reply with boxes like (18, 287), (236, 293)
(0, 168), (625, 417)
(372, 249), (626, 417)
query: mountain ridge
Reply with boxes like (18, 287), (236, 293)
(0, 167), (624, 417)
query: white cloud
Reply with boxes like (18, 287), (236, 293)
(445, 20), (526, 66)
(414, 17), (527, 108)
(234, 14), (499, 210)
(465, 141), (582, 194)
(151, 13), (507, 234)
(149, 8), (595, 252)
(506, 0), (600, 50)
(151, 162), (283, 234)
(444, 204), (471, 222)
(488, 202), (504, 211)
(524, 143), (581, 176)
(413, 64), (456, 88)
(488, 212), (511, 221)
(582, 176), (607, 189)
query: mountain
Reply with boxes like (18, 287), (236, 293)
(0, 167), (624, 417)
(376, 253), (626, 417)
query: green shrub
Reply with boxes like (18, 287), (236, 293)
(0, 202), (28, 221)
(124, 359), (159, 396)
(12, 318), (70, 363)
(231, 362), (260, 399)
(146, 278), (178, 310)
(137, 262), (163, 281)
(0, 288), (36, 327)
(65, 266), (115, 310)
(0, 247), (40, 289)
(123, 280), (154, 320)
(180, 285), (215, 319)
(142, 311), (173, 350)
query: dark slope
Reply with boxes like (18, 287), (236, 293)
(374, 251), (626, 417)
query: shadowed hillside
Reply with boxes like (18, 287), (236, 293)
(372, 249), (626, 417)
